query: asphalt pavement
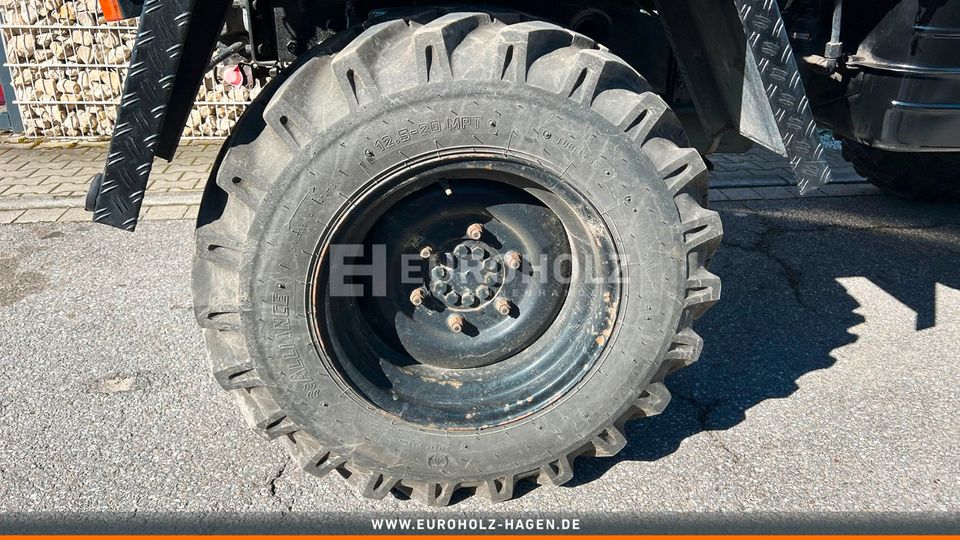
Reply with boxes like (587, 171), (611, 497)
(0, 195), (958, 533)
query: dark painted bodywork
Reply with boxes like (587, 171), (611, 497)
(806, 0), (960, 151)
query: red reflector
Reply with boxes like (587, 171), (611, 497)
(99, 0), (125, 22)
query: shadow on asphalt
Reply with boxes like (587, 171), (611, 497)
(566, 194), (960, 488)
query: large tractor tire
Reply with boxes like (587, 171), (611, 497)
(193, 10), (722, 505)
(841, 139), (960, 200)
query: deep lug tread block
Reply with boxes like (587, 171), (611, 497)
(484, 475), (516, 503)
(205, 329), (263, 390)
(665, 328), (704, 371)
(644, 139), (710, 196)
(413, 13), (492, 83)
(496, 22), (592, 83)
(332, 20), (409, 108)
(537, 455), (574, 486)
(676, 193), (724, 258)
(591, 426), (628, 457)
(560, 49), (644, 106)
(684, 268), (723, 318)
(637, 382), (672, 417)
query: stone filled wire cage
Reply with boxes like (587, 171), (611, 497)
(0, 0), (263, 138)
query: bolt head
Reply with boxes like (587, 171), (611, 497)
(484, 259), (500, 272)
(462, 291), (477, 307)
(432, 282), (451, 295)
(470, 246), (486, 259)
(453, 244), (470, 258)
(484, 273), (501, 286)
(431, 265), (449, 280)
(477, 286), (493, 300)
(443, 291), (461, 306)
(419, 246), (433, 259)
(495, 298), (512, 316)
(504, 251), (522, 270)
(467, 223), (484, 240)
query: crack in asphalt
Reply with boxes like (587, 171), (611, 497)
(268, 457), (293, 515)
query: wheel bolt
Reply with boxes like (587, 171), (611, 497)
(419, 246), (433, 259)
(484, 259), (500, 272)
(504, 251), (521, 270)
(409, 288), (426, 306)
(462, 290), (477, 307)
(432, 282), (451, 295)
(477, 286), (493, 300)
(453, 244), (469, 258)
(444, 291), (461, 305)
(471, 246), (486, 260)
(484, 273), (500, 286)
(467, 223), (484, 240)
(431, 265), (449, 280)
(495, 298), (512, 316)
(447, 314), (464, 333)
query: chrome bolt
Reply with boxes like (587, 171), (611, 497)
(471, 245), (486, 259)
(504, 251), (522, 270)
(444, 291), (461, 305)
(467, 223), (484, 240)
(419, 246), (433, 259)
(477, 286), (493, 300)
(447, 314), (464, 333)
(431, 265), (449, 281)
(462, 290), (477, 307)
(484, 259), (500, 272)
(495, 298), (512, 316)
(409, 288), (426, 306)
(432, 282), (451, 295)
(453, 244), (470, 258)
(484, 273), (500, 286)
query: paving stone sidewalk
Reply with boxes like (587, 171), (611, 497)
(0, 138), (875, 225)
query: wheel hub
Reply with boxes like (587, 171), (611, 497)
(424, 239), (505, 310)
(313, 159), (619, 428)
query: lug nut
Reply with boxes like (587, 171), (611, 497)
(431, 265), (449, 281)
(444, 291), (461, 305)
(484, 273), (501, 286)
(467, 223), (484, 240)
(453, 244), (470, 258)
(447, 314), (465, 333)
(419, 246), (433, 259)
(471, 246), (486, 260)
(462, 290), (477, 307)
(409, 288), (426, 306)
(432, 282), (451, 295)
(484, 259), (500, 272)
(477, 286), (493, 300)
(504, 251), (522, 270)
(495, 298), (512, 316)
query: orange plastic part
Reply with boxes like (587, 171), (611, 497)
(99, 0), (125, 22)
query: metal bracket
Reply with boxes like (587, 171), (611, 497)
(733, 0), (833, 193)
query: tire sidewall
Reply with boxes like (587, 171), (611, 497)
(242, 81), (686, 481)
